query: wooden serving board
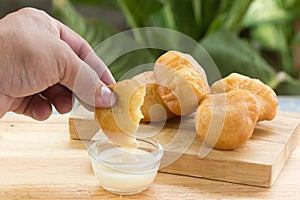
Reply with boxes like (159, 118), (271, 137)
(68, 107), (300, 187)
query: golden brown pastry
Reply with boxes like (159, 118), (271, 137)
(95, 79), (146, 148)
(210, 73), (278, 121)
(132, 71), (175, 122)
(154, 51), (210, 116)
(195, 90), (260, 150)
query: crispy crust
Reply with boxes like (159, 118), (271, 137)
(154, 51), (210, 116)
(132, 71), (175, 122)
(195, 90), (260, 150)
(211, 73), (278, 121)
(94, 79), (146, 148)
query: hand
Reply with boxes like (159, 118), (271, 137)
(0, 8), (116, 120)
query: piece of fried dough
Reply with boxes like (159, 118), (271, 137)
(195, 90), (259, 150)
(210, 73), (278, 121)
(95, 79), (146, 148)
(132, 71), (175, 122)
(154, 51), (210, 116)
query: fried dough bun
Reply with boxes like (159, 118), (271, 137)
(95, 79), (146, 148)
(132, 71), (175, 122)
(195, 90), (260, 150)
(210, 73), (278, 121)
(154, 51), (210, 116)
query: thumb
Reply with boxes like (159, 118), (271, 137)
(59, 47), (116, 108)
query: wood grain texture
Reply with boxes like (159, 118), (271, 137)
(69, 108), (300, 187)
(1, 114), (300, 199)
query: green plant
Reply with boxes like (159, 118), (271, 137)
(52, 0), (300, 95)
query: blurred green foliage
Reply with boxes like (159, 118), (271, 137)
(52, 0), (300, 95)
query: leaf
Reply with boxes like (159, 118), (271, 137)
(250, 23), (294, 75)
(206, 14), (225, 35)
(191, 0), (201, 29)
(118, 0), (163, 28)
(221, 0), (253, 33)
(198, 0), (224, 37)
(71, 0), (120, 9)
(275, 80), (300, 95)
(274, 72), (300, 95)
(147, 0), (206, 40)
(288, 0), (300, 20)
(201, 30), (279, 87)
(92, 30), (156, 81)
(251, 24), (287, 51)
(204, 0), (252, 35)
(164, 0), (200, 40)
(243, 0), (291, 27)
(52, 0), (118, 48)
(110, 50), (156, 80)
(204, 0), (230, 35)
(147, 6), (175, 29)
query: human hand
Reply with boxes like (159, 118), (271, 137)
(0, 7), (116, 120)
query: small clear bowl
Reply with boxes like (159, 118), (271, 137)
(88, 138), (163, 195)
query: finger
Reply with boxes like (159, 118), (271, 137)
(84, 51), (116, 85)
(13, 95), (52, 121)
(54, 19), (116, 85)
(100, 68), (117, 85)
(41, 84), (73, 114)
(77, 99), (94, 112)
(56, 42), (116, 108)
(0, 94), (14, 118)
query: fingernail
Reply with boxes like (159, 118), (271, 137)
(100, 86), (117, 107)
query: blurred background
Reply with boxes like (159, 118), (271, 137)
(2, 0), (300, 97)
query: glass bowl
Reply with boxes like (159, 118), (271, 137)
(88, 138), (163, 195)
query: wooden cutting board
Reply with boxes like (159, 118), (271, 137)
(68, 107), (300, 187)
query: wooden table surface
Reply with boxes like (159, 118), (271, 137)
(1, 114), (300, 200)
